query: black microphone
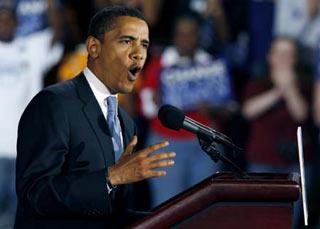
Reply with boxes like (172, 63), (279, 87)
(158, 104), (237, 149)
(158, 104), (248, 178)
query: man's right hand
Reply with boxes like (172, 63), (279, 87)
(108, 136), (176, 185)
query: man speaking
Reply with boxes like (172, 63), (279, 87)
(15, 6), (175, 229)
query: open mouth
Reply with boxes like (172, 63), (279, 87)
(128, 65), (142, 80)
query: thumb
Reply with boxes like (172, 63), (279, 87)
(122, 135), (138, 156)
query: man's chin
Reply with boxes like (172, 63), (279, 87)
(118, 84), (134, 94)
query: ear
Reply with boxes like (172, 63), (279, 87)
(86, 36), (101, 59)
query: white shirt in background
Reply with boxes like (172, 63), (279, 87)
(274, 0), (320, 49)
(0, 28), (63, 157)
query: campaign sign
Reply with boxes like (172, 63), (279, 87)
(159, 59), (233, 110)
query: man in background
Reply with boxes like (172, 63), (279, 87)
(141, 14), (236, 207)
(0, 5), (63, 228)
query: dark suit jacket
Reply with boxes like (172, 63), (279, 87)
(15, 73), (138, 229)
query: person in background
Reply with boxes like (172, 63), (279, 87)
(14, 0), (61, 37)
(140, 14), (236, 208)
(138, 0), (180, 46)
(242, 36), (314, 228)
(313, 44), (320, 127)
(274, 0), (320, 54)
(247, 0), (274, 78)
(311, 43), (320, 228)
(179, 0), (230, 54)
(273, 0), (320, 77)
(0, 5), (63, 228)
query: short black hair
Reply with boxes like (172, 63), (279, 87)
(88, 5), (146, 41)
(172, 12), (201, 38)
(174, 12), (201, 28)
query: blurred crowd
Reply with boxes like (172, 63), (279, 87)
(1, 0), (320, 228)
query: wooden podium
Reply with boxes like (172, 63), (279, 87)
(129, 173), (300, 229)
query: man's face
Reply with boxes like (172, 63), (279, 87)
(0, 8), (16, 42)
(174, 18), (199, 57)
(90, 16), (149, 94)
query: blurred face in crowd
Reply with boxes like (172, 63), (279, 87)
(307, 0), (320, 19)
(268, 38), (297, 70)
(174, 17), (199, 57)
(0, 8), (16, 42)
(94, 0), (140, 10)
(87, 16), (149, 94)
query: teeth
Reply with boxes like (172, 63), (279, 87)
(128, 70), (138, 81)
(128, 66), (141, 81)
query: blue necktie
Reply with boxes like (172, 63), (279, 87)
(105, 96), (123, 161)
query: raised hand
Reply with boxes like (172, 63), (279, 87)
(108, 136), (176, 185)
(271, 69), (297, 93)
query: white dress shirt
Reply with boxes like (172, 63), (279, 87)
(83, 67), (124, 149)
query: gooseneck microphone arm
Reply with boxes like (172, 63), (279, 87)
(158, 104), (248, 178)
(197, 132), (248, 178)
(184, 116), (241, 151)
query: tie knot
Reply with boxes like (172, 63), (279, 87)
(106, 96), (117, 114)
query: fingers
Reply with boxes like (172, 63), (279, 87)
(146, 170), (167, 178)
(114, 140), (175, 183)
(122, 136), (138, 156)
(140, 140), (169, 156)
(145, 152), (176, 177)
(148, 159), (175, 169)
(145, 152), (176, 164)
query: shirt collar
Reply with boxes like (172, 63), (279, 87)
(83, 67), (117, 108)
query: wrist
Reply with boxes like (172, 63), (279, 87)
(106, 176), (117, 188)
(271, 87), (282, 99)
(281, 84), (298, 98)
(106, 167), (118, 194)
(107, 166), (118, 186)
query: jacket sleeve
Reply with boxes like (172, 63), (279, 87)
(16, 90), (114, 218)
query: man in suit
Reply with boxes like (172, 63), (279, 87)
(15, 6), (176, 229)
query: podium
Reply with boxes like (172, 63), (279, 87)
(130, 172), (300, 229)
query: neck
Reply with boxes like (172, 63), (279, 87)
(87, 62), (117, 95)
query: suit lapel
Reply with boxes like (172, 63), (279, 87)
(74, 73), (115, 165)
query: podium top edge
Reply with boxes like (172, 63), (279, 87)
(212, 172), (300, 183)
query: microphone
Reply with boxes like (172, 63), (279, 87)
(158, 104), (248, 178)
(158, 104), (237, 149)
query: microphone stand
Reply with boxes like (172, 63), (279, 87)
(197, 132), (249, 179)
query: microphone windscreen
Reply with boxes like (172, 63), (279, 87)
(158, 105), (185, 131)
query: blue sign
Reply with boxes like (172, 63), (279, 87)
(159, 58), (233, 110)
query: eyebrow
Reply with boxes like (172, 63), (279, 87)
(119, 35), (150, 46)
